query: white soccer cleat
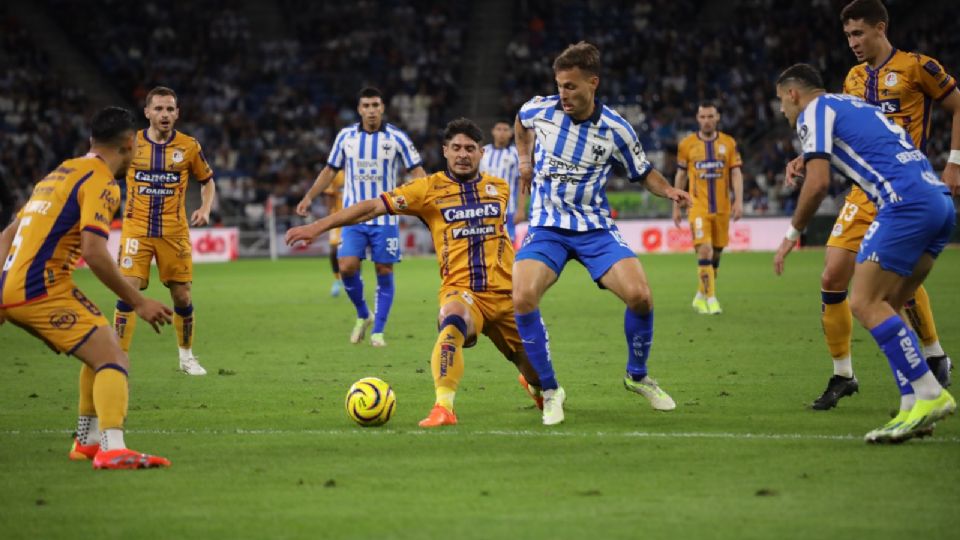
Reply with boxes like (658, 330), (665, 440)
(623, 375), (676, 411)
(370, 333), (387, 347)
(350, 316), (374, 344)
(179, 355), (207, 376)
(542, 387), (566, 425)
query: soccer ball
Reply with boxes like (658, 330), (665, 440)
(345, 377), (397, 427)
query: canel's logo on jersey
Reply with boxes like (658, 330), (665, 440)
(441, 202), (501, 222)
(879, 99), (901, 114)
(694, 160), (724, 170)
(134, 170), (179, 184)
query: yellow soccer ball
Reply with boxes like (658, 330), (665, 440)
(345, 377), (397, 427)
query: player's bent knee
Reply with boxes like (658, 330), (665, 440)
(625, 284), (653, 314)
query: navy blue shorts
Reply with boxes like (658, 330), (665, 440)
(515, 226), (636, 282)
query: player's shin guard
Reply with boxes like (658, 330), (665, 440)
(432, 315), (466, 411)
(904, 285), (940, 348)
(625, 308), (654, 380)
(113, 300), (136, 353)
(697, 259), (714, 297)
(342, 273), (370, 319)
(373, 273), (394, 334)
(870, 315), (929, 399)
(93, 364), (129, 431)
(821, 290), (852, 361)
(515, 310), (558, 390)
(173, 304), (194, 349)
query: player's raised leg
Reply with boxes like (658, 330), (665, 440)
(813, 246), (859, 410)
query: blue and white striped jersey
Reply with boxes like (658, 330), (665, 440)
(798, 94), (947, 208)
(518, 95), (652, 231)
(328, 122), (422, 226)
(479, 144), (520, 215)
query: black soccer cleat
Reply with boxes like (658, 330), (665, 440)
(811, 375), (859, 410)
(926, 355), (952, 388)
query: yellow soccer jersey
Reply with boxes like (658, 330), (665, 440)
(844, 49), (957, 151)
(1, 155), (120, 306)
(324, 170), (345, 213)
(677, 132), (742, 214)
(123, 129), (213, 238)
(380, 171), (513, 293)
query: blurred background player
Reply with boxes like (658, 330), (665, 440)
(785, 0), (959, 409)
(296, 87), (426, 347)
(287, 118), (543, 427)
(773, 64), (955, 443)
(112, 86), (216, 376)
(479, 121), (526, 242)
(672, 102), (744, 315)
(0, 107), (173, 469)
(322, 170), (346, 297)
(512, 42), (691, 425)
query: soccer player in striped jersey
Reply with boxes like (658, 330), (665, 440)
(287, 118), (543, 427)
(673, 102), (744, 315)
(785, 0), (959, 410)
(479, 121), (526, 241)
(296, 87), (426, 347)
(512, 42), (692, 425)
(773, 64), (955, 443)
(113, 87), (216, 376)
(0, 107), (173, 469)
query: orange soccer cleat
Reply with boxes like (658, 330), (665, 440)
(418, 404), (458, 428)
(69, 437), (100, 461)
(518, 374), (544, 410)
(92, 448), (171, 470)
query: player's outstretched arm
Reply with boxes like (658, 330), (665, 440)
(286, 197), (387, 247)
(80, 231), (172, 332)
(296, 166), (338, 217)
(190, 180), (216, 226)
(672, 169), (688, 228)
(773, 158), (831, 276)
(645, 169), (692, 207)
(514, 116), (535, 195)
(939, 90), (960, 195)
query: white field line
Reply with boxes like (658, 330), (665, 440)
(1, 428), (959, 444)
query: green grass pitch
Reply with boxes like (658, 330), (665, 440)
(1, 250), (958, 539)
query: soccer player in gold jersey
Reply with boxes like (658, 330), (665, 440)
(112, 87), (216, 375)
(323, 170), (346, 297)
(287, 118), (543, 427)
(0, 107), (173, 469)
(673, 102), (744, 315)
(785, 0), (960, 409)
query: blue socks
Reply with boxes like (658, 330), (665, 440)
(870, 315), (929, 395)
(373, 273), (394, 334)
(515, 309), (558, 390)
(625, 308), (654, 381)
(342, 273), (370, 320)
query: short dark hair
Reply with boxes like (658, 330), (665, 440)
(145, 86), (178, 107)
(698, 101), (720, 112)
(553, 41), (601, 76)
(91, 107), (136, 146)
(358, 87), (383, 102)
(443, 118), (483, 144)
(841, 0), (889, 26)
(776, 64), (825, 91)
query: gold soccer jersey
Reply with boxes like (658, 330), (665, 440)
(380, 171), (513, 293)
(1, 155), (120, 307)
(324, 170), (345, 213)
(677, 132), (742, 215)
(123, 129), (213, 238)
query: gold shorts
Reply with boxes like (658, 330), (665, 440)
(118, 235), (192, 287)
(1, 287), (109, 354)
(826, 186), (877, 253)
(688, 210), (730, 248)
(437, 286), (524, 361)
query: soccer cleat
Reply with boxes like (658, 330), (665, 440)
(69, 437), (99, 461)
(542, 387), (566, 425)
(92, 448), (171, 470)
(370, 333), (387, 347)
(706, 297), (722, 315)
(518, 374), (544, 410)
(350, 316), (374, 344)
(330, 279), (342, 297)
(623, 375), (677, 411)
(926, 355), (953, 388)
(864, 411), (911, 444)
(890, 390), (956, 441)
(418, 404), (458, 428)
(811, 375), (859, 410)
(691, 296), (708, 315)
(179, 355), (207, 376)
